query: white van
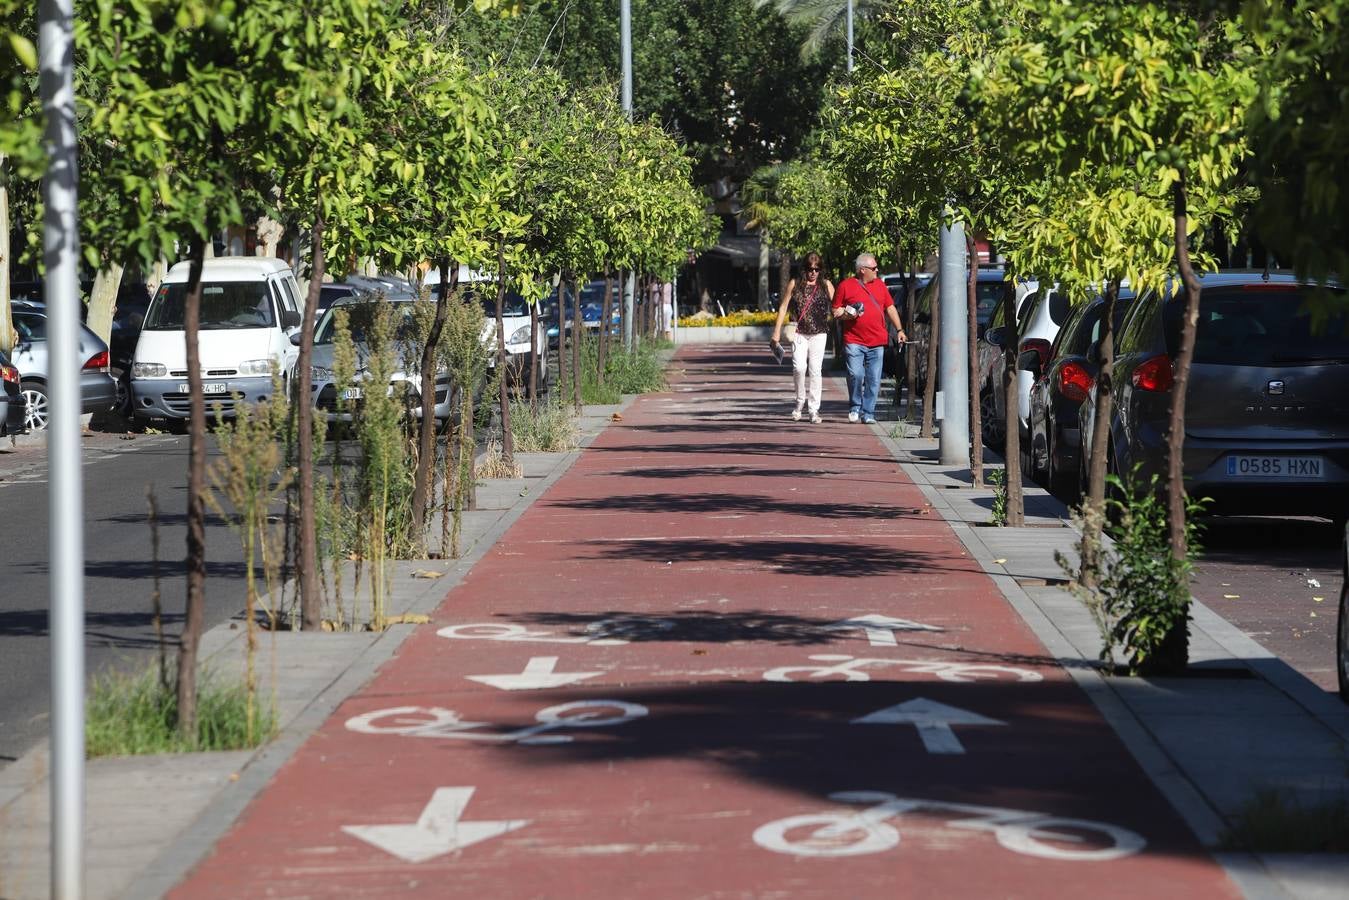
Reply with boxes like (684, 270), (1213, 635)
(131, 258), (303, 423)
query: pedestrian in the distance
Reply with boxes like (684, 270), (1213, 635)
(833, 253), (906, 424)
(771, 252), (835, 422)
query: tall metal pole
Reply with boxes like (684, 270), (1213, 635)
(620, 0), (635, 349)
(938, 213), (969, 466)
(39, 0), (85, 895)
(846, 0), (855, 73)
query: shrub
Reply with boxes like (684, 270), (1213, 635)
(511, 399), (579, 452)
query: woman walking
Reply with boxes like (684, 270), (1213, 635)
(771, 252), (835, 422)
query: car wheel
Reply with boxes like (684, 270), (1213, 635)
(20, 381), (49, 431)
(979, 387), (1001, 448)
(115, 371), (134, 419)
(1046, 431), (1075, 499)
(1338, 523), (1349, 702)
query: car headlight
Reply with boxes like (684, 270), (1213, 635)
(132, 362), (167, 378)
(311, 366), (334, 382)
(238, 359), (275, 376)
(507, 325), (532, 346)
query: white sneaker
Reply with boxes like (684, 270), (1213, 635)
(791, 407), (803, 421)
(810, 412), (822, 424)
(847, 411), (860, 423)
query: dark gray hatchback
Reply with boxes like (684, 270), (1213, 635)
(1086, 271), (1349, 518)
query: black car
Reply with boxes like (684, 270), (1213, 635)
(911, 267), (1013, 393)
(1025, 288), (1135, 497)
(1080, 271), (1349, 518)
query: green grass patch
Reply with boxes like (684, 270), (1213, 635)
(86, 666), (275, 757)
(1220, 788), (1349, 852)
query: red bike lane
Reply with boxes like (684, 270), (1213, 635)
(171, 346), (1238, 899)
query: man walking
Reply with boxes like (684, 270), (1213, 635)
(832, 253), (906, 424)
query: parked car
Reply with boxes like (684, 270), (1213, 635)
(108, 281), (154, 418)
(1080, 271), (1349, 518)
(1025, 288), (1136, 496)
(975, 279), (1049, 447)
(1, 350), (27, 436)
(465, 285), (548, 390)
(308, 290), (456, 426)
(131, 257), (303, 426)
(912, 267), (1014, 394)
(1339, 518), (1348, 701)
(8, 299), (118, 431)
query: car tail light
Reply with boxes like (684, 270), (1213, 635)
(82, 350), (110, 373)
(1, 364), (18, 384)
(1131, 354), (1174, 392)
(1059, 361), (1093, 403)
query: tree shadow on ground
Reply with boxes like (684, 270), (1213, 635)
(411, 679), (1217, 867)
(602, 465), (842, 481)
(550, 491), (927, 521)
(0, 608), (187, 650)
(582, 537), (956, 578)
(594, 441), (896, 462)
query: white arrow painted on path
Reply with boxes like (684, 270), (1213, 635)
(825, 614), (944, 647)
(852, 698), (1005, 755)
(466, 656), (603, 691)
(342, 787), (529, 863)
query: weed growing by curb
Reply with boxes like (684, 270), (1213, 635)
(86, 666), (274, 757)
(1221, 788), (1349, 852)
(510, 399), (579, 452)
(476, 438), (523, 479)
(989, 468), (1008, 526)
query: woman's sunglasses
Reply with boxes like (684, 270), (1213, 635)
(804, 267), (820, 273)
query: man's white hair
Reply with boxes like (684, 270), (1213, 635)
(855, 253), (877, 271)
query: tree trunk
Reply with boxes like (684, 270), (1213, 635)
(296, 210), (325, 631)
(1157, 175), (1204, 673)
(495, 238), (514, 466)
(778, 250), (793, 326)
(556, 275), (568, 405)
(757, 230), (771, 311)
(176, 240), (208, 741)
(1079, 280), (1119, 588)
(599, 271), (614, 383)
(86, 263), (124, 345)
(412, 258), (454, 534)
(966, 233), (983, 487)
(571, 272), (582, 411)
(1000, 282), (1025, 526)
(528, 298), (539, 405)
(920, 286), (940, 438)
(903, 257), (918, 423)
(0, 155), (14, 355)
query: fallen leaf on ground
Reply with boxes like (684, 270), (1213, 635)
(692, 649), (708, 656)
(993, 558), (1007, 565)
(385, 613), (431, 625)
(1314, 597), (1325, 602)
(412, 569), (445, 579)
(610, 412), (623, 421)
(1224, 594), (1240, 599)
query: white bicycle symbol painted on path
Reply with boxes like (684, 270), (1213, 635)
(436, 622), (632, 646)
(345, 700), (648, 745)
(754, 792), (1145, 862)
(763, 655), (1044, 684)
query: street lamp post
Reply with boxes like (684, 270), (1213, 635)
(846, 0), (854, 74)
(38, 0), (86, 895)
(938, 212), (970, 466)
(620, 0), (635, 349)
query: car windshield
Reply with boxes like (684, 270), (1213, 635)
(146, 282), (275, 330)
(316, 300), (421, 345)
(1165, 286), (1349, 366)
(475, 290), (530, 318)
(976, 281), (1006, 323)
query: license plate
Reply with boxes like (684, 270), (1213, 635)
(182, 382), (228, 394)
(1225, 455), (1324, 479)
(341, 387), (363, 400)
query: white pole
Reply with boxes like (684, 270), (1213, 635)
(39, 0), (85, 895)
(846, 0), (855, 74)
(621, 0), (635, 349)
(938, 212), (969, 466)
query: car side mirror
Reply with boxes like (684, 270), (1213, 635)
(289, 332), (303, 346)
(1017, 348), (1043, 374)
(282, 309), (302, 329)
(1086, 340), (1102, 367)
(1048, 291), (1071, 326)
(985, 326), (1007, 348)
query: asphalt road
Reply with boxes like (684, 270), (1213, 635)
(0, 431), (255, 767)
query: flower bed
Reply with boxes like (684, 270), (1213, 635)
(677, 309), (778, 328)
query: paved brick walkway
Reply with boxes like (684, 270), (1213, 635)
(170, 346), (1238, 898)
